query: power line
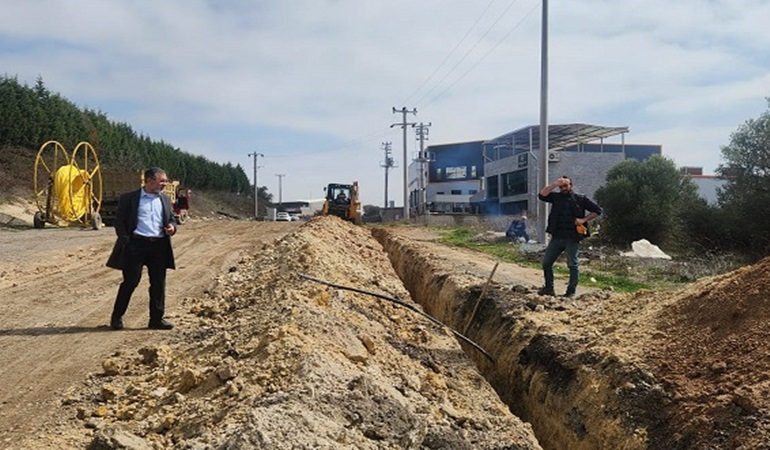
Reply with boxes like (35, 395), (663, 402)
(421, 1), (540, 108)
(412, 0), (524, 108)
(267, 127), (393, 161)
(399, 0), (498, 106)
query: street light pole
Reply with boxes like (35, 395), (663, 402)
(248, 152), (264, 220)
(276, 173), (286, 206)
(537, 0), (549, 243)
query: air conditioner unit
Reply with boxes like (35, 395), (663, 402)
(548, 151), (561, 162)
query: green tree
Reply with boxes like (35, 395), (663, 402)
(0, 75), (255, 197)
(716, 98), (770, 258)
(676, 195), (727, 253)
(594, 154), (701, 248)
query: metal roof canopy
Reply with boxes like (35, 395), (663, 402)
(485, 123), (629, 157)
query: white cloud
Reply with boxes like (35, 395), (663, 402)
(1, 0), (768, 204)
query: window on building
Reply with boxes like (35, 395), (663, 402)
(470, 166), (477, 178)
(451, 189), (462, 195)
(469, 189), (478, 195)
(501, 169), (527, 196)
(486, 176), (499, 199)
(436, 191), (445, 195)
(501, 200), (528, 215)
(446, 166), (467, 179)
(436, 168), (443, 180)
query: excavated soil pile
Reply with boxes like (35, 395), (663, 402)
(23, 216), (542, 449)
(373, 228), (770, 450)
(645, 258), (770, 449)
(14, 217), (770, 450)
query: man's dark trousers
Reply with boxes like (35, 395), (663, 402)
(542, 236), (580, 294)
(112, 238), (169, 323)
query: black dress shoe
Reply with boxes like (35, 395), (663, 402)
(148, 319), (174, 330)
(110, 319), (124, 330)
(537, 286), (555, 296)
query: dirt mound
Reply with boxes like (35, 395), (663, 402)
(645, 257), (770, 449)
(666, 256), (770, 329)
(375, 226), (770, 450)
(9, 211), (770, 449)
(23, 216), (541, 449)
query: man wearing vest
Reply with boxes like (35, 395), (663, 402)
(537, 175), (602, 298)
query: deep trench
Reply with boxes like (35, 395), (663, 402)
(373, 228), (659, 450)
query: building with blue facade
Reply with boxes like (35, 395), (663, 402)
(410, 140), (485, 214)
(413, 123), (661, 217)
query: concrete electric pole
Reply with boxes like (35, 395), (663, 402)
(276, 173), (285, 206)
(379, 141), (396, 209)
(391, 107), (417, 220)
(414, 122), (431, 218)
(537, 0), (549, 243)
(248, 151), (264, 220)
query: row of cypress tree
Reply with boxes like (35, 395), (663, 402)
(0, 75), (251, 194)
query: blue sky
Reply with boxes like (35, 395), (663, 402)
(2, 0), (768, 205)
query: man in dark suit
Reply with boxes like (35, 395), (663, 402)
(106, 167), (177, 330)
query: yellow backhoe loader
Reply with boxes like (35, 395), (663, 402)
(322, 182), (362, 224)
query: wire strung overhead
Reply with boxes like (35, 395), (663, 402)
(401, 0), (541, 112)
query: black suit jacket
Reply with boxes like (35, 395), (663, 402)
(106, 188), (177, 270)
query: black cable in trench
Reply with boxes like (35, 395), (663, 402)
(298, 273), (494, 363)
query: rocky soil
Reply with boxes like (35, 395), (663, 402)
(2, 201), (769, 450)
(4, 213), (542, 450)
(374, 227), (770, 450)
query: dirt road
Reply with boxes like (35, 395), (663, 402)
(0, 220), (299, 446)
(6, 212), (767, 449)
(1, 217), (548, 450)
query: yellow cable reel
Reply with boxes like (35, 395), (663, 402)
(33, 140), (103, 229)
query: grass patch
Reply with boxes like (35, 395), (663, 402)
(438, 227), (525, 264)
(437, 226), (657, 293)
(575, 269), (649, 293)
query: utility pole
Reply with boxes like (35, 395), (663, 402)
(248, 151), (264, 220)
(379, 142), (396, 209)
(537, 0), (549, 243)
(275, 174), (285, 206)
(391, 107), (417, 220)
(414, 122), (431, 218)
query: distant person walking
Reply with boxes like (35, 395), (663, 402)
(537, 176), (602, 298)
(106, 167), (178, 330)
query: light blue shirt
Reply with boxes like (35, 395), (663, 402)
(134, 190), (164, 238)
